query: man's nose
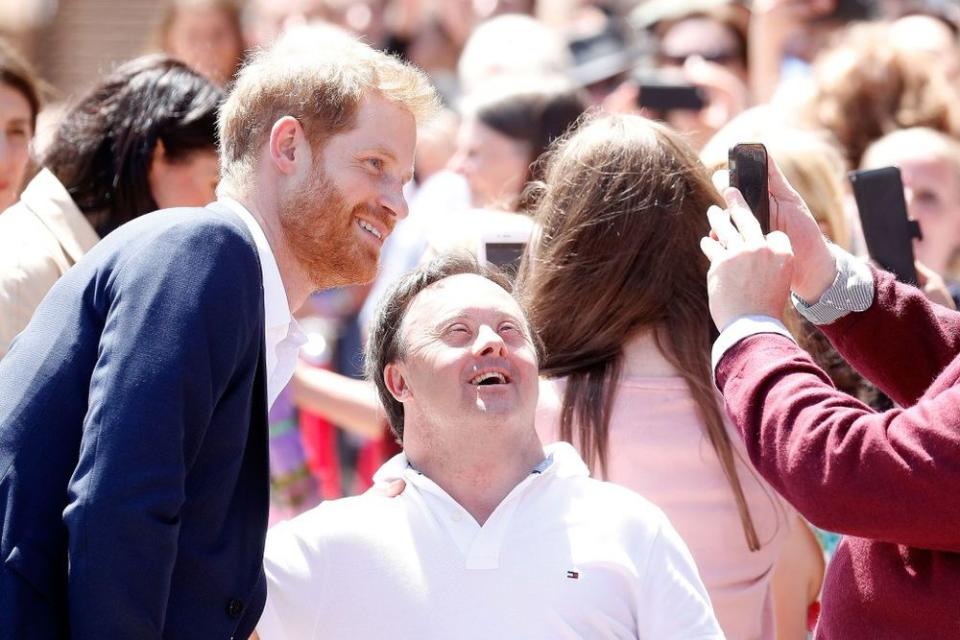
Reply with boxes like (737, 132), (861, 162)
(379, 181), (409, 221)
(473, 325), (506, 357)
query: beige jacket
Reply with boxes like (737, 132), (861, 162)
(0, 169), (99, 357)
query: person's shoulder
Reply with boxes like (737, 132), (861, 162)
(99, 205), (258, 277)
(112, 205), (251, 247)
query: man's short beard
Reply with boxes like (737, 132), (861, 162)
(278, 166), (377, 290)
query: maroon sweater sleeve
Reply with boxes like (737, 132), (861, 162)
(820, 268), (960, 406)
(716, 321), (960, 552)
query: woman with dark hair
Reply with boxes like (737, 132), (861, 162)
(448, 76), (587, 211)
(519, 113), (793, 640)
(0, 39), (42, 212)
(0, 55), (223, 356)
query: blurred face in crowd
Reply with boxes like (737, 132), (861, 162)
(654, 16), (748, 150)
(864, 136), (960, 276)
(281, 92), (416, 288)
(165, 5), (243, 86)
(148, 145), (219, 210)
(448, 116), (529, 209)
(385, 273), (539, 447)
(659, 17), (746, 82)
(0, 82), (33, 212)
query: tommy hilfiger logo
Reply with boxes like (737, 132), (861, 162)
(566, 570), (580, 580)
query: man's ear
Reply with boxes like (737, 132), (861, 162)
(384, 362), (410, 402)
(268, 115), (304, 175)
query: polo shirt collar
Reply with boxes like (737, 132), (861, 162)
(373, 441), (590, 487)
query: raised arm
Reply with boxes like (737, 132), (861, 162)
(716, 332), (960, 551)
(293, 364), (385, 439)
(820, 267), (960, 406)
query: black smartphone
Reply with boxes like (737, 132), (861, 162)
(635, 75), (706, 112)
(729, 143), (770, 234)
(849, 166), (921, 285)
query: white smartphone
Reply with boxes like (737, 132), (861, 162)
(476, 228), (531, 279)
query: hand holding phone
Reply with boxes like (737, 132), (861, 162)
(729, 143), (770, 234)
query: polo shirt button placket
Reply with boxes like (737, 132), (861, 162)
(227, 598), (245, 619)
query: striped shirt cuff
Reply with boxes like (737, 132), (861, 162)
(791, 245), (874, 325)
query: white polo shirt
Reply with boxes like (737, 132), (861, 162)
(258, 442), (722, 639)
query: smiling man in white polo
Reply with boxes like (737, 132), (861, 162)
(256, 254), (723, 639)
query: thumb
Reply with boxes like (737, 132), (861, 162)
(766, 230), (794, 256)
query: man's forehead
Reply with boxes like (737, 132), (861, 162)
(346, 94), (415, 145)
(404, 274), (523, 323)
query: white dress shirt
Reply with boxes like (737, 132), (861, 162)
(218, 198), (306, 408)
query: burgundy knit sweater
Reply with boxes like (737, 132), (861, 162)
(716, 268), (960, 639)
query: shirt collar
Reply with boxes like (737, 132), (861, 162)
(372, 441), (589, 489)
(217, 196), (292, 332)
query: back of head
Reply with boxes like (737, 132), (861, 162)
(522, 113), (720, 380)
(809, 22), (960, 167)
(0, 38), (42, 130)
(218, 24), (439, 190)
(42, 55), (223, 235)
(520, 113), (762, 549)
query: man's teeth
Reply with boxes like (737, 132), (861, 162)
(472, 371), (507, 385)
(357, 219), (383, 239)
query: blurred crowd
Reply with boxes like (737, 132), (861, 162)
(3, 0), (960, 638)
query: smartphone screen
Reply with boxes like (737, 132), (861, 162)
(729, 143), (770, 234)
(849, 166), (919, 285)
(484, 242), (526, 278)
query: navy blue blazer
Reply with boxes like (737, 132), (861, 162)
(0, 203), (270, 639)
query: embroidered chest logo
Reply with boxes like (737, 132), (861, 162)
(566, 570), (580, 580)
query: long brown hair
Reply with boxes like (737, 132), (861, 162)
(518, 113), (760, 550)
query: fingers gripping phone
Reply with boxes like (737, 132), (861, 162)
(849, 166), (922, 285)
(729, 143), (770, 234)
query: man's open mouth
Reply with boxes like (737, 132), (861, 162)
(470, 371), (511, 386)
(356, 218), (384, 240)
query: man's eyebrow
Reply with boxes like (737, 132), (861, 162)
(370, 146), (397, 162)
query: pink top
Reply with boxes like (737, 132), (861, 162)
(536, 376), (792, 640)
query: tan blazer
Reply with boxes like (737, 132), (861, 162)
(0, 169), (99, 357)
